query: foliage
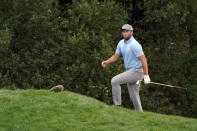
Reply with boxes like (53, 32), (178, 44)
(0, 0), (66, 89)
(0, 0), (128, 102)
(55, 0), (128, 102)
(129, 0), (197, 117)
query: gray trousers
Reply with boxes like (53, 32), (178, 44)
(111, 67), (144, 112)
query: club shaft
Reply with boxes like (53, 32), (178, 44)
(150, 82), (174, 87)
(149, 81), (187, 90)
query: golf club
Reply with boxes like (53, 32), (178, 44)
(149, 81), (187, 90)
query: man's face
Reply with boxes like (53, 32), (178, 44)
(122, 30), (133, 40)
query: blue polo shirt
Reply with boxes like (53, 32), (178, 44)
(115, 36), (144, 70)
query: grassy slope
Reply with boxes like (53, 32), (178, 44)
(0, 89), (196, 131)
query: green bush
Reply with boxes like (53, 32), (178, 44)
(0, 0), (66, 89)
(0, 0), (128, 103)
(59, 0), (128, 101)
(131, 0), (197, 117)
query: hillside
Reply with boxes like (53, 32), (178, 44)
(0, 89), (196, 131)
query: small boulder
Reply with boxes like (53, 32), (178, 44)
(50, 85), (64, 92)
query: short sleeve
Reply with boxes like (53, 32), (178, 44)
(133, 43), (144, 57)
(115, 44), (121, 55)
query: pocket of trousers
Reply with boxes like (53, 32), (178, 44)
(134, 68), (144, 80)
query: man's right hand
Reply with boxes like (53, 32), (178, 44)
(101, 53), (120, 68)
(101, 61), (107, 68)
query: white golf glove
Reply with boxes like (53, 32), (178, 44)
(144, 75), (151, 84)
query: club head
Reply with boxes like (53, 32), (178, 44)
(173, 86), (187, 90)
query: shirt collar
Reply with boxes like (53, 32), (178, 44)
(124, 36), (133, 44)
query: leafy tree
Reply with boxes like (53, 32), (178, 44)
(0, 0), (66, 89)
(0, 0), (128, 103)
(60, 0), (128, 102)
(132, 0), (197, 117)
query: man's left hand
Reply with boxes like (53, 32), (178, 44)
(144, 75), (151, 84)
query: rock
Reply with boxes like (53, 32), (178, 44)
(50, 85), (64, 92)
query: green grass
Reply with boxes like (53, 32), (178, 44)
(0, 89), (196, 131)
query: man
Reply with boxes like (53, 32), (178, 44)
(101, 24), (150, 112)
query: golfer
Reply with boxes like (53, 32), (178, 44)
(101, 24), (150, 112)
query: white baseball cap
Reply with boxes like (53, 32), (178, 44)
(121, 24), (133, 31)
